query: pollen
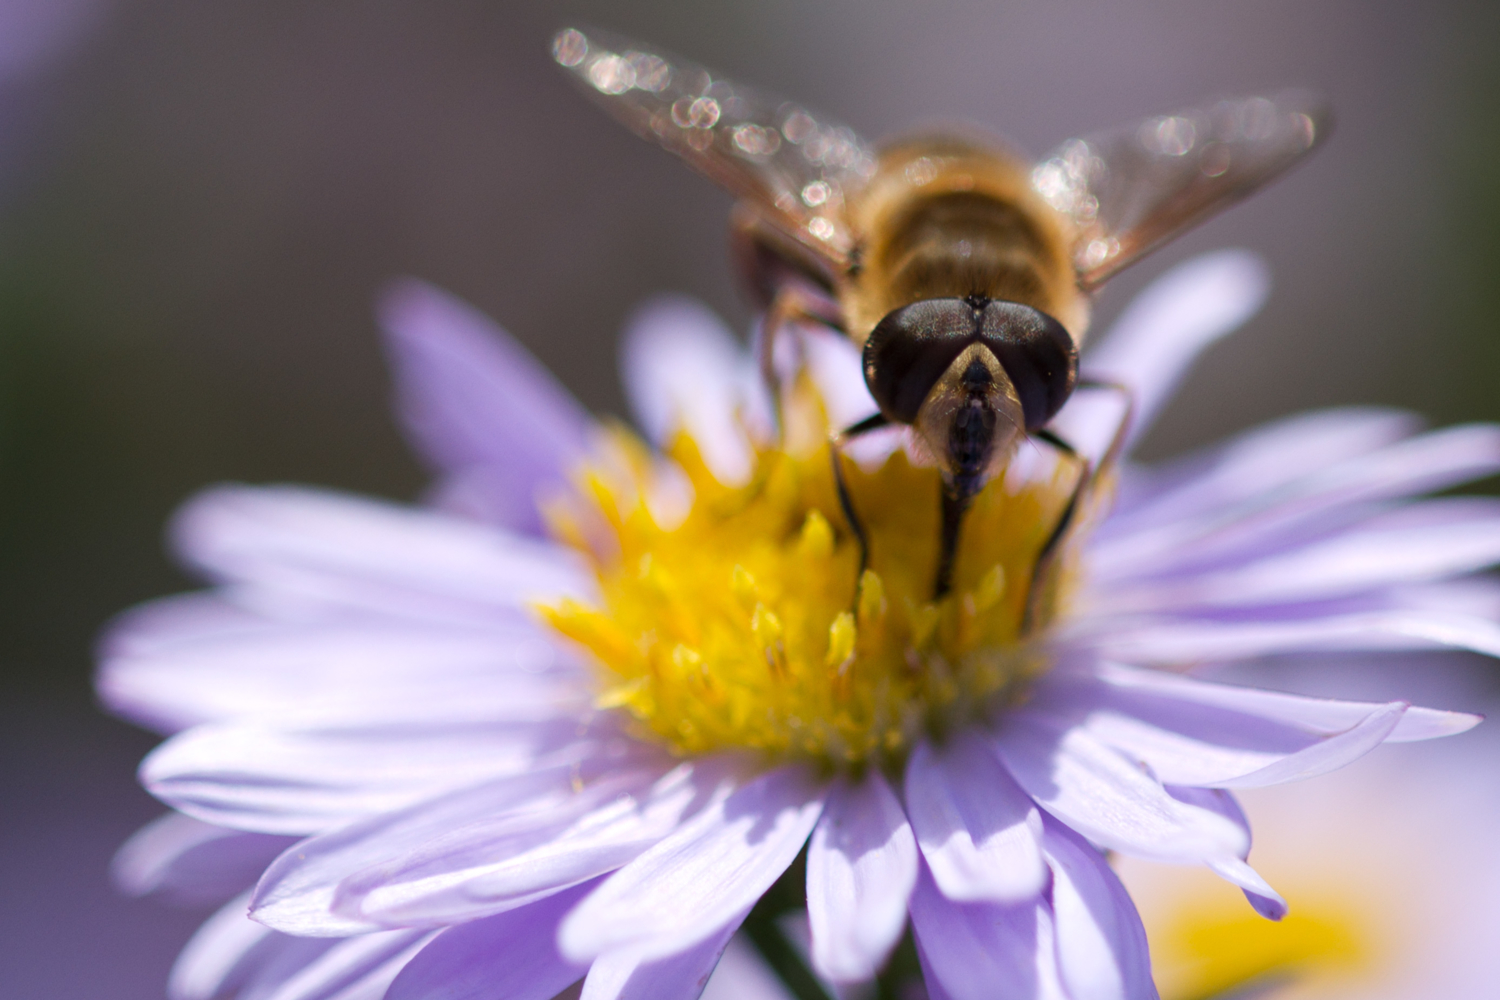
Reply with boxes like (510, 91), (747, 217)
(540, 384), (1085, 769)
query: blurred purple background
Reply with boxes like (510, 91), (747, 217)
(1, 1), (1497, 996)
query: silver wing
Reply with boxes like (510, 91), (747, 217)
(1032, 93), (1330, 290)
(553, 26), (877, 273)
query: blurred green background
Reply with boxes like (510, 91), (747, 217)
(0, 1), (1496, 996)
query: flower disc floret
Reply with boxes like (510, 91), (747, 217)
(543, 397), (1079, 767)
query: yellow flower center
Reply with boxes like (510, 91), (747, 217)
(541, 382), (1086, 768)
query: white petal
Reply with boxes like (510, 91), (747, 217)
(621, 295), (756, 485)
(378, 278), (592, 534)
(1073, 249), (1270, 452)
(806, 770), (917, 982)
(1043, 822), (1158, 1000)
(992, 714), (1247, 863)
(904, 734), (1047, 903)
(111, 811), (294, 906)
(383, 886), (591, 1000)
(559, 765), (825, 963)
(581, 917), (742, 1000)
(170, 484), (592, 625)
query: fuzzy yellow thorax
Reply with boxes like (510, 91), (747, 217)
(540, 383), (1085, 769)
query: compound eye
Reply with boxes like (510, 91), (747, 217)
(977, 302), (1077, 431)
(862, 299), (976, 424)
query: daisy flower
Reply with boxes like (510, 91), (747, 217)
(1116, 658), (1500, 1000)
(101, 249), (1498, 1000)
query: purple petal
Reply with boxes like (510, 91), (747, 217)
(99, 593), (587, 735)
(170, 484), (592, 626)
(250, 758), (666, 936)
(581, 916), (744, 1000)
(1092, 423), (1500, 585)
(1080, 607), (1500, 664)
(378, 278), (592, 534)
(112, 812), (295, 907)
(992, 714), (1247, 863)
(806, 770), (917, 982)
(907, 867), (1057, 1000)
(904, 734), (1047, 903)
(1042, 821), (1158, 1000)
(1109, 499), (1500, 611)
(1166, 785), (1286, 920)
(143, 713), (596, 837)
(620, 295), (757, 485)
(1104, 407), (1418, 531)
(1086, 662), (1480, 743)
(337, 759), (728, 929)
(559, 765), (825, 963)
(1070, 249), (1270, 454)
(384, 884), (593, 1000)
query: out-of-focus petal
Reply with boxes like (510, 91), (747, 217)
(904, 734), (1047, 903)
(1043, 821), (1158, 1000)
(170, 485), (592, 626)
(378, 278), (591, 534)
(581, 916), (743, 1000)
(1066, 249), (1270, 454)
(383, 885), (592, 1000)
(112, 811), (295, 907)
(168, 891), (332, 1000)
(992, 714), (1248, 863)
(620, 295), (757, 486)
(806, 769), (917, 983)
(559, 765), (825, 963)
(259, 928), (435, 1000)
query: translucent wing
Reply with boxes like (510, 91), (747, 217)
(1032, 93), (1329, 290)
(553, 26), (877, 273)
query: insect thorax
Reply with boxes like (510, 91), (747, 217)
(842, 138), (1088, 345)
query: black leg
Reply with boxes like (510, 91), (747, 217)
(828, 413), (890, 583)
(1023, 428), (1089, 635)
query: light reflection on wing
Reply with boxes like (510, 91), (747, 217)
(1032, 93), (1330, 290)
(553, 26), (877, 271)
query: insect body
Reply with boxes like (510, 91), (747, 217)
(554, 26), (1327, 599)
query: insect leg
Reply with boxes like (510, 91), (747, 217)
(1020, 380), (1135, 635)
(756, 284), (846, 443)
(829, 413), (891, 585)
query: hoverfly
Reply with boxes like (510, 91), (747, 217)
(553, 26), (1327, 602)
